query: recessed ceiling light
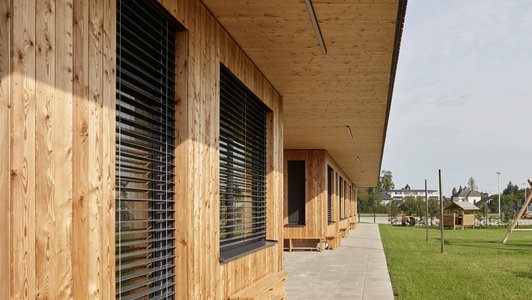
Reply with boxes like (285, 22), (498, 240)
(346, 126), (353, 139)
(305, 0), (327, 55)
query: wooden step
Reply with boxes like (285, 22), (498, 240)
(229, 272), (288, 300)
(283, 237), (326, 252)
(339, 227), (349, 238)
(326, 233), (342, 250)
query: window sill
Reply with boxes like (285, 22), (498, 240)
(284, 224), (306, 227)
(328, 221), (336, 225)
(219, 240), (277, 264)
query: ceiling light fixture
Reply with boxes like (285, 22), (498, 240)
(305, 0), (327, 55)
(356, 156), (361, 163)
(346, 125), (353, 139)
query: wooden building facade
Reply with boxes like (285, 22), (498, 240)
(1, 0), (406, 299)
(1, 0), (284, 298)
(283, 150), (357, 251)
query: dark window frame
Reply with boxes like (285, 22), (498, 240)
(339, 176), (344, 220)
(287, 160), (306, 226)
(327, 166), (333, 225)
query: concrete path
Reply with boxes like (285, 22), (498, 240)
(283, 224), (394, 300)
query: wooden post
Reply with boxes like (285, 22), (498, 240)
(425, 179), (429, 242)
(439, 169), (444, 253)
(502, 179), (532, 244)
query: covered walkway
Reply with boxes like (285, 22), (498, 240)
(283, 224), (394, 300)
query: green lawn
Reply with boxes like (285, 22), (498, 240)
(379, 225), (532, 299)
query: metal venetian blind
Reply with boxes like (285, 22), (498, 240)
(339, 177), (343, 219)
(116, 0), (178, 298)
(327, 166), (332, 224)
(348, 184), (352, 216)
(219, 65), (268, 254)
(345, 182), (348, 218)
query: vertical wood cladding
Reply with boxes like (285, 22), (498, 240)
(0, 1), (10, 299)
(3, 0), (283, 298)
(3, 0), (116, 298)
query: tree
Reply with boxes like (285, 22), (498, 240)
(477, 204), (489, 226)
(387, 201), (399, 222)
(428, 199), (439, 225)
(399, 196), (425, 217)
(467, 177), (478, 190)
(357, 187), (387, 213)
(379, 170), (395, 191)
(452, 187), (457, 197)
(503, 181), (519, 196)
(358, 170), (395, 213)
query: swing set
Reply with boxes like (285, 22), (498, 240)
(502, 179), (532, 244)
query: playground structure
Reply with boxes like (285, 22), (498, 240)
(502, 180), (532, 243)
(401, 216), (416, 226)
(443, 201), (479, 230)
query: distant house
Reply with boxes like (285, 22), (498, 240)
(452, 187), (482, 204)
(380, 191), (394, 205)
(473, 196), (492, 208)
(386, 184), (439, 203)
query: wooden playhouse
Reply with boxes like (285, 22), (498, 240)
(443, 202), (480, 230)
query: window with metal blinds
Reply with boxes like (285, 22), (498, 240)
(327, 166), (333, 224)
(349, 184), (352, 216)
(116, 0), (179, 298)
(344, 181), (347, 218)
(339, 177), (344, 219)
(219, 65), (268, 258)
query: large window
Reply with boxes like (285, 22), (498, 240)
(339, 176), (344, 219)
(327, 166), (333, 224)
(219, 65), (269, 261)
(115, 0), (179, 298)
(344, 181), (348, 218)
(287, 160), (306, 225)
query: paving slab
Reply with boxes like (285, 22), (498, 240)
(283, 224), (394, 300)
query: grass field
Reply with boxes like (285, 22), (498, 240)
(379, 225), (532, 299)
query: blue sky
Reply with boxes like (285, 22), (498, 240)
(382, 0), (532, 196)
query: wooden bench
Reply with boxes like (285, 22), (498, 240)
(283, 237), (326, 252)
(326, 233), (342, 250)
(229, 272), (288, 300)
(339, 227), (349, 238)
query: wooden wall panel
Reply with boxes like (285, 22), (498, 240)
(6, 0), (114, 297)
(35, 0), (55, 297)
(11, 0), (37, 298)
(101, 0), (116, 297)
(0, 0), (10, 298)
(53, 0), (74, 297)
(71, 0), (90, 297)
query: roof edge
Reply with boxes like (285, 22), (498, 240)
(376, 0), (408, 186)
